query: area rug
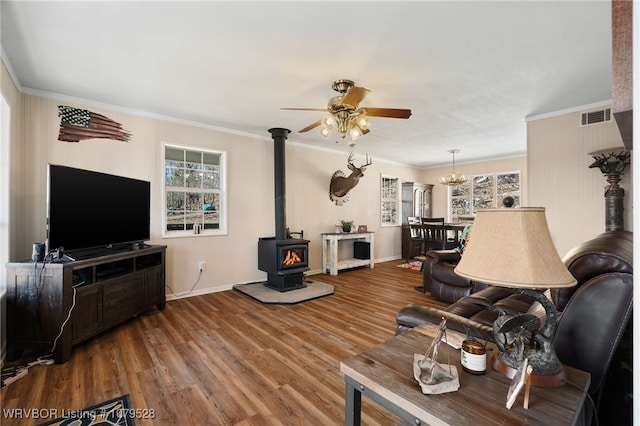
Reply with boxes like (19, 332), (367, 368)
(397, 260), (423, 271)
(234, 280), (334, 304)
(38, 394), (135, 426)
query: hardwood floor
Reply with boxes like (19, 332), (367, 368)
(1, 260), (447, 425)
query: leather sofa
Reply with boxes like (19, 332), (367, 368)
(397, 230), (633, 422)
(421, 249), (488, 303)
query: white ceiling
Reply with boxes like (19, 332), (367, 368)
(1, 1), (613, 167)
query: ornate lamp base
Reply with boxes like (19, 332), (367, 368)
(491, 351), (567, 388)
(588, 147), (630, 231)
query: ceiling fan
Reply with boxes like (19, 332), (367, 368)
(281, 79), (412, 144)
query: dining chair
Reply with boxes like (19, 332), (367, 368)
(424, 223), (458, 251)
(423, 224), (444, 250)
(407, 217), (425, 261)
(421, 218), (449, 250)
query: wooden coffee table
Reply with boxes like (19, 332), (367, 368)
(340, 323), (590, 425)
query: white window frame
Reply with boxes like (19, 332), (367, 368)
(380, 174), (401, 227)
(162, 143), (227, 238)
(448, 170), (521, 220)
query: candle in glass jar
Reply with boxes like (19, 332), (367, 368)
(461, 339), (486, 374)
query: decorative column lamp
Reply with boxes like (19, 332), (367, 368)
(588, 147), (630, 231)
(454, 208), (577, 387)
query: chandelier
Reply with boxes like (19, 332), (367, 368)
(439, 149), (468, 186)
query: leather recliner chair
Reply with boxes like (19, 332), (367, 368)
(421, 249), (487, 303)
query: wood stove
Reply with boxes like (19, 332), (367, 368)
(258, 128), (309, 291)
(258, 237), (309, 291)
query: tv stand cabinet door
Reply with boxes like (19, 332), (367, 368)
(144, 265), (166, 310)
(102, 273), (145, 328)
(72, 283), (103, 344)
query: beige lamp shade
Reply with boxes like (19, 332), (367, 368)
(454, 207), (576, 289)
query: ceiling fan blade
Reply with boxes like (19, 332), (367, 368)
(299, 120), (322, 133)
(362, 107), (412, 119)
(281, 107), (328, 112)
(342, 86), (370, 107)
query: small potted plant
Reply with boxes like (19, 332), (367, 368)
(339, 220), (355, 233)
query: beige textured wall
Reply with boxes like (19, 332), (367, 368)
(527, 110), (632, 256)
(5, 87), (425, 296)
(1, 61), (22, 262)
(1, 60), (23, 360)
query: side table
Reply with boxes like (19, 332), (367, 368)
(321, 232), (374, 275)
(340, 323), (590, 425)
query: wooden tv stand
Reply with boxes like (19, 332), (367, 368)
(6, 244), (166, 363)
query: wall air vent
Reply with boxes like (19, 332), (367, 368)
(580, 108), (611, 126)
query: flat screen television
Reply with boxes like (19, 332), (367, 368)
(47, 164), (151, 256)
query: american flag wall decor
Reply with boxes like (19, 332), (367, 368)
(57, 105), (132, 143)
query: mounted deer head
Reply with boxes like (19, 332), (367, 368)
(329, 152), (372, 205)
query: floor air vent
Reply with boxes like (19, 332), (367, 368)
(580, 108), (611, 126)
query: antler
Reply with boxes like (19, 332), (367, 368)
(346, 152), (357, 172)
(361, 154), (372, 170)
(346, 152), (372, 172)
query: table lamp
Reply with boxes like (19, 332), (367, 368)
(454, 207), (577, 387)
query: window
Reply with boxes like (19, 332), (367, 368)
(163, 144), (227, 237)
(449, 171), (520, 219)
(381, 175), (400, 226)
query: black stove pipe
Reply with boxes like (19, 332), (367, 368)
(268, 128), (290, 241)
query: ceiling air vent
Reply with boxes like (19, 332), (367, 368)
(580, 108), (611, 126)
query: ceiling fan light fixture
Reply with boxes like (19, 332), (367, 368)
(349, 126), (363, 140)
(334, 110), (352, 139)
(321, 110), (371, 140)
(321, 115), (335, 129)
(439, 149), (468, 186)
(356, 113), (371, 130)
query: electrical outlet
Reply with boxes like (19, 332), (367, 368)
(198, 261), (206, 272)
